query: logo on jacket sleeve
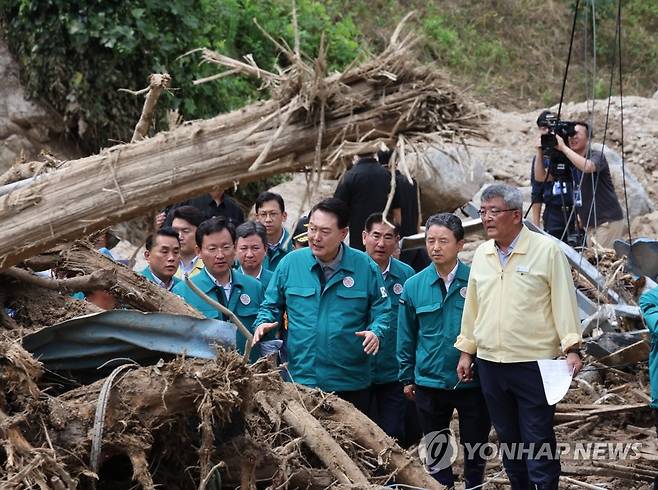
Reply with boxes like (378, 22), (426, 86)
(393, 283), (403, 295)
(240, 293), (251, 305)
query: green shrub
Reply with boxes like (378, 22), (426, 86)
(0, 0), (363, 152)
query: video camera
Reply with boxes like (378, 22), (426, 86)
(538, 112), (577, 181)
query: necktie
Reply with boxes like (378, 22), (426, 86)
(317, 267), (327, 290)
(215, 286), (228, 320)
(438, 278), (448, 300)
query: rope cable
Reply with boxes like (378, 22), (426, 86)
(616, 0), (632, 246)
(556, 0), (581, 122)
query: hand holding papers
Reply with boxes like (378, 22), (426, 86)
(537, 359), (575, 405)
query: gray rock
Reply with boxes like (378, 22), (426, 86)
(0, 38), (66, 172)
(405, 142), (487, 217)
(591, 143), (654, 221)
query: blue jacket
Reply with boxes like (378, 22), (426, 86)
(255, 245), (391, 392)
(398, 261), (480, 390)
(139, 267), (180, 290)
(262, 228), (294, 271)
(372, 258), (415, 384)
(172, 269), (264, 362)
(639, 285), (658, 409)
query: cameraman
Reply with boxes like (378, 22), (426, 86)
(535, 121), (624, 249)
(531, 111), (578, 242)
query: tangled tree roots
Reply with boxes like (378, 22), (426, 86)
(0, 344), (441, 489)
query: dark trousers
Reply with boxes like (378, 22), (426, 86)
(335, 387), (372, 415)
(477, 359), (560, 489)
(415, 385), (491, 488)
(544, 203), (576, 242)
(370, 381), (407, 441)
(402, 398), (423, 449)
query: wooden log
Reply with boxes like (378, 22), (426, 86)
(129, 73), (171, 143)
(554, 403), (648, 421)
(559, 476), (607, 489)
(592, 460), (657, 478)
(0, 32), (481, 271)
(2, 267), (116, 294)
(561, 464), (654, 482)
(39, 352), (250, 477)
(306, 387), (444, 490)
(596, 340), (650, 366)
(57, 241), (202, 317)
(259, 395), (370, 486)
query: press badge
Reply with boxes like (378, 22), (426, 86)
(552, 181), (567, 196)
(516, 265), (530, 273)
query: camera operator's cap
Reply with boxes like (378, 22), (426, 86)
(293, 215), (309, 244)
(536, 110), (554, 128)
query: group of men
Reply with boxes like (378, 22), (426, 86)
(132, 155), (586, 489)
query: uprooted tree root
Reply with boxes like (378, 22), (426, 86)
(0, 344), (442, 489)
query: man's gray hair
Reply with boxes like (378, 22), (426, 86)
(481, 184), (523, 210)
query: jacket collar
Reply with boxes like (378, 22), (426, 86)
(197, 267), (242, 294)
(386, 257), (407, 281)
(484, 225), (530, 256)
(422, 260), (468, 292)
(311, 243), (357, 273)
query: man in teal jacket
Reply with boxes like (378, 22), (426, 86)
(173, 217), (264, 362)
(139, 227), (181, 291)
(362, 212), (415, 441)
(398, 213), (490, 488)
(253, 198), (391, 413)
(255, 192), (294, 271)
(235, 220), (274, 290)
(638, 284), (658, 490)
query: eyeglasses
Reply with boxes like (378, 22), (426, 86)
(204, 244), (234, 255)
(478, 208), (517, 218)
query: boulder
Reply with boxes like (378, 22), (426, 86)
(405, 142), (487, 217)
(264, 173), (338, 230)
(0, 38), (66, 172)
(592, 143), (654, 221)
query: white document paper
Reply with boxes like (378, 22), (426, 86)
(537, 359), (574, 405)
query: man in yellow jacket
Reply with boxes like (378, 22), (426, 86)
(455, 184), (582, 490)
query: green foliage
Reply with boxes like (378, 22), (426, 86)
(1, 0), (655, 148)
(336, 0), (658, 109)
(0, 0), (363, 152)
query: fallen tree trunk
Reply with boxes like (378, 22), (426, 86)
(292, 385), (444, 490)
(15, 241), (203, 318)
(0, 24), (482, 271)
(261, 395), (370, 486)
(59, 241), (203, 317)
